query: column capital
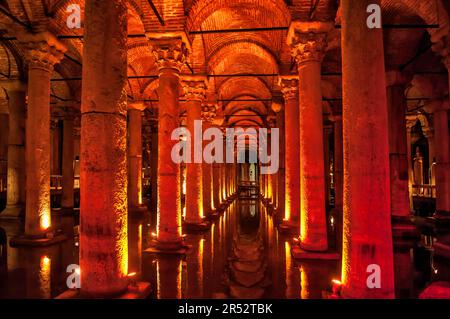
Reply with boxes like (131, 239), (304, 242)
(0, 80), (27, 93)
(287, 21), (333, 65)
(271, 101), (283, 113)
(147, 34), (189, 74)
(385, 70), (413, 87)
(17, 32), (67, 72)
(278, 75), (299, 101)
(181, 76), (207, 102)
(128, 101), (146, 111)
(201, 103), (217, 123)
(406, 116), (417, 132)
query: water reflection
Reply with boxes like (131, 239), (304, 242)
(0, 199), (444, 299)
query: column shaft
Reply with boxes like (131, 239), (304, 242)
(61, 116), (74, 210)
(80, 0), (129, 296)
(128, 108), (143, 208)
(341, 0), (394, 298)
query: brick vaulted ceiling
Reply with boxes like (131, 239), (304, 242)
(0, 0), (449, 127)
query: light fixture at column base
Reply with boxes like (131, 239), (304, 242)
(55, 282), (152, 299)
(291, 244), (340, 260)
(0, 205), (23, 219)
(9, 231), (67, 247)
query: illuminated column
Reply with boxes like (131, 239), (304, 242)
(0, 81), (26, 219)
(18, 32), (66, 239)
(79, 0), (130, 296)
(428, 100), (450, 220)
(212, 162), (221, 211)
(386, 71), (414, 230)
(149, 36), (188, 249)
(149, 119), (158, 213)
(128, 102), (146, 212)
(406, 120), (415, 209)
(182, 76), (208, 230)
(279, 76), (300, 229)
(422, 128), (435, 186)
(288, 22), (330, 250)
(202, 104), (216, 218)
(330, 112), (343, 253)
(341, 0), (394, 298)
(273, 102), (285, 222)
(61, 109), (75, 212)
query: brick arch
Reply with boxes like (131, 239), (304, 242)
(51, 0), (144, 19)
(187, 0), (290, 32)
(0, 42), (22, 79)
(218, 77), (272, 101)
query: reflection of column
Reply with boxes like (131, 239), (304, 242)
(79, 0), (129, 296)
(288, 22), (330, 251)
(150, 36), (187, 249)
(128, 102), (146, 212)
(1, 82), (26, 219)
(386, 71), (414, 229)
(340, 0), (394, 298)
(61, 111), (75, 212)
(18, 32), (66, 238)
(183, 77), (208, 230)
(279, 76), (300, 229)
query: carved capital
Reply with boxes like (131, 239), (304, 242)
(201, 103), (217, 123)
(149, 37), (188, 74)
(287, 22), (332, 65)
(17, 32), (67, 72)
(278, 76), (299, 101)
(181, 76), (207, 102)
(128, 102), (146, 111)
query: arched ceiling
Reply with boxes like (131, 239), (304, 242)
(0, 0), (449, 125)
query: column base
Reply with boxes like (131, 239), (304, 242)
(206, 210), (220, 220)
(0, 205), (23, 219)
(144, 239), (189, 255)
(434, 239), (450, 260)
(60, 207), (76, 216)
(9, 231), (67, 247)
(391, 216), (419, 239)
(434, 210), (450, 228)
(278, 219), (298, 234)
(291, 244), (340, 261)
(55, 282), (152, 299)
(128, 205), (148, 217)
(183, 220), (210, 232)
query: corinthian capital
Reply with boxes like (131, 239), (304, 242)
(148, 34), (189, 73)
(278, 75), (299, 101)
(181, 76), (207, 102)
(202, 103), (217, 123)
(287, 21), (333, 65)
(17, 32), (67, 71)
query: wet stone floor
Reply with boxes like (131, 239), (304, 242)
(0, 199), (448, 299)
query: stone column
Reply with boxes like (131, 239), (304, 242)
(0, 109), (7, 196)
(212, 162), (221, 212)
(149, 36), (187, 250)
(18, 32), (66, 239)
(330, 113), (343, 253)
(1, 81), (26, 219)
(273, 102), (285, 223)
(202, 104), (216, 218)
(79, 0), (129, 296)
(341, 0), (394, 298)
(427, 100), (450, 220)
(128, 102), (147, 213)
(150, 119), (158, 214)
(61, 110), (75, 212)
(279, 76), (300, 230)
(288, 22), (330, 251)
(386, 71), (414, 231)
(182, 76), (208, 230)
(406, 120), (415, 209)
(422, 128), (435, 186)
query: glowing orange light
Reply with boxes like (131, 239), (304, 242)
(332, 279), (342, 285)
(151, 232), (157, 237)
(40, 211), (51, 230)
(128, 272), (137, 277)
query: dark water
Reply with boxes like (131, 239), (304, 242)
(0, 199), (448, 298)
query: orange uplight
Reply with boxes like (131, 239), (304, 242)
(127, 272), (137, 277)
(40, 211), (51, 230)
(332, 279), (342, 285)
(332, 279), (342, 296)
